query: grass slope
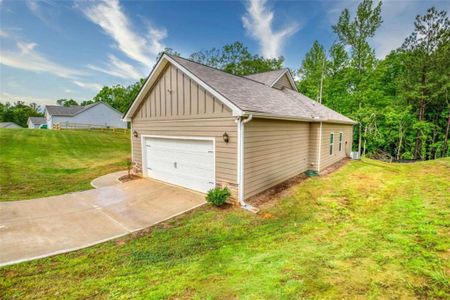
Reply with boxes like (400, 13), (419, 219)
(1, 158), (449, 299)
(0, 129), (130, 201)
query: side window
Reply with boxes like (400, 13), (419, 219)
(329, 133), (334, 155)
(339, 132), (343, 151)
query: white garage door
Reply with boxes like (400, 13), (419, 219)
(144, 137), (215, 193)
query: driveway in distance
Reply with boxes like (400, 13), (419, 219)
(0, 179), (206, 266)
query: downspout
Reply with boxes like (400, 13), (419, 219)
(236, 114), (259, 213)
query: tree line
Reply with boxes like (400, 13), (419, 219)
(1, 0), (448, 160)
(298, 1), (449, 160)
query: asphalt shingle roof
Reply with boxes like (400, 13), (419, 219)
(169, 55), (355, 124)
(0, 122), (22, 128)
(28, 117), (46, 125)
(244, 69), (287, 86)
(45, 103), (98, 116)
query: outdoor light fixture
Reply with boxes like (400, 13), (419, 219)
(223, 132), (229, 143)
(133, 130), (138, 137)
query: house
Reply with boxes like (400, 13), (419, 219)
(44, 102), (127, 129)
(124, 54), (356, 207)
(27, 117), (47, 129)
(0, 122), (22, 128)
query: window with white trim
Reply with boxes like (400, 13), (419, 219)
(339, 132), (343, 151)
(329, 132), (334, 155)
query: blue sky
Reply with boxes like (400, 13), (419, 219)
(1, 0), (449, 106)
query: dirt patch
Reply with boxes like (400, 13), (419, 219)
(118, 174), (141, 183)
(247, 158), (351, 210)
(320, 158), (351, 176)
(246, 173), (309, 209)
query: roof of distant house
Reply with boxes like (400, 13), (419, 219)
(28, 117), (47, 125)
(45, 102), (121, 117)
(0, 122), (22, 128)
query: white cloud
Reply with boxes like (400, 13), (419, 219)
(0, 41), (84, 79)
(0, 91), (55, 106)
(0, 29), (8, 38)
(72, 81), (103, 92)
(26, 0), (40, 13)
(87, 54), (144, 80)
(25, 0), (62, 32)
(81, 0), (166, 66)
(242, 0), (299, 58)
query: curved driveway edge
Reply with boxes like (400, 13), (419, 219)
(90, 170), (128, 188)
(0, 179), (206, 267)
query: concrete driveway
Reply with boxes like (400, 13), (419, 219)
(0, 179), (206, 266)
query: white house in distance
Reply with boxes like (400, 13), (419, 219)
(27, 117), (47, 128)
(44, 102), (126, 129)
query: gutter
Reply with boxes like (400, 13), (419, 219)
(236, 114), (259, 213)
(242, 111), (357, 125)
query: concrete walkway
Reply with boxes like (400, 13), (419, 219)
(0, 179), (206, 266)
(90, 170), (128, 188)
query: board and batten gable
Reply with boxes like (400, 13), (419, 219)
(243, 118), (310, 199)
(131, 63), (239, 196)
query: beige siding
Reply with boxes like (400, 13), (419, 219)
(131, 63), (238, 197)
(308, 123), (321, 171)
(272, 73), (295, 90)
(134, 64), (231, 121)
(319, 123), (353, 171)
(243, 118), (310, 199)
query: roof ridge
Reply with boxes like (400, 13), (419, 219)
(166, 53), (282, 89)
(244, 68), (287, 76)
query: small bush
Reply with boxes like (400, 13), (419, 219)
(206, 187), (231, 206)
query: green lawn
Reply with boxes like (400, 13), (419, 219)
(1, 158), (448, 299)
(0, 128), (130, 201)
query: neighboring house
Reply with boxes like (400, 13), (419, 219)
(0, 122), (22, 128)
(44, 102), (126, 129)
(27, 117), (47, 129)
(124, 54), (356, 205)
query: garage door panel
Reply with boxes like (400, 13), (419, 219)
(144, 137), (215, 193)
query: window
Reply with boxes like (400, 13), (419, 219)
(339, 132), (343, 151)
(329, 133), (334, 155)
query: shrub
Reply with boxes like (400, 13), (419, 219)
(206, 187), (231, 206)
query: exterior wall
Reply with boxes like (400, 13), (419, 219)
(272, 73), (295, 90)
(308, 123), (321, 171)
(131, 63), (238, 197)
(318, 123), (353, 171)
(52, 104), (126, 129)
(45, 110), (53, 129)
(27, 120), (38, 128)
(243, 118), (310, 199)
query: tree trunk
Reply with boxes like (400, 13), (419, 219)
(362, 125), (367, 156)
(414, 67), (427, 160)
(442, 109), (450, 157)
(413, 102), (424, 159)
(357, 102), (362, 155)
(396, 125), (403, 160)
